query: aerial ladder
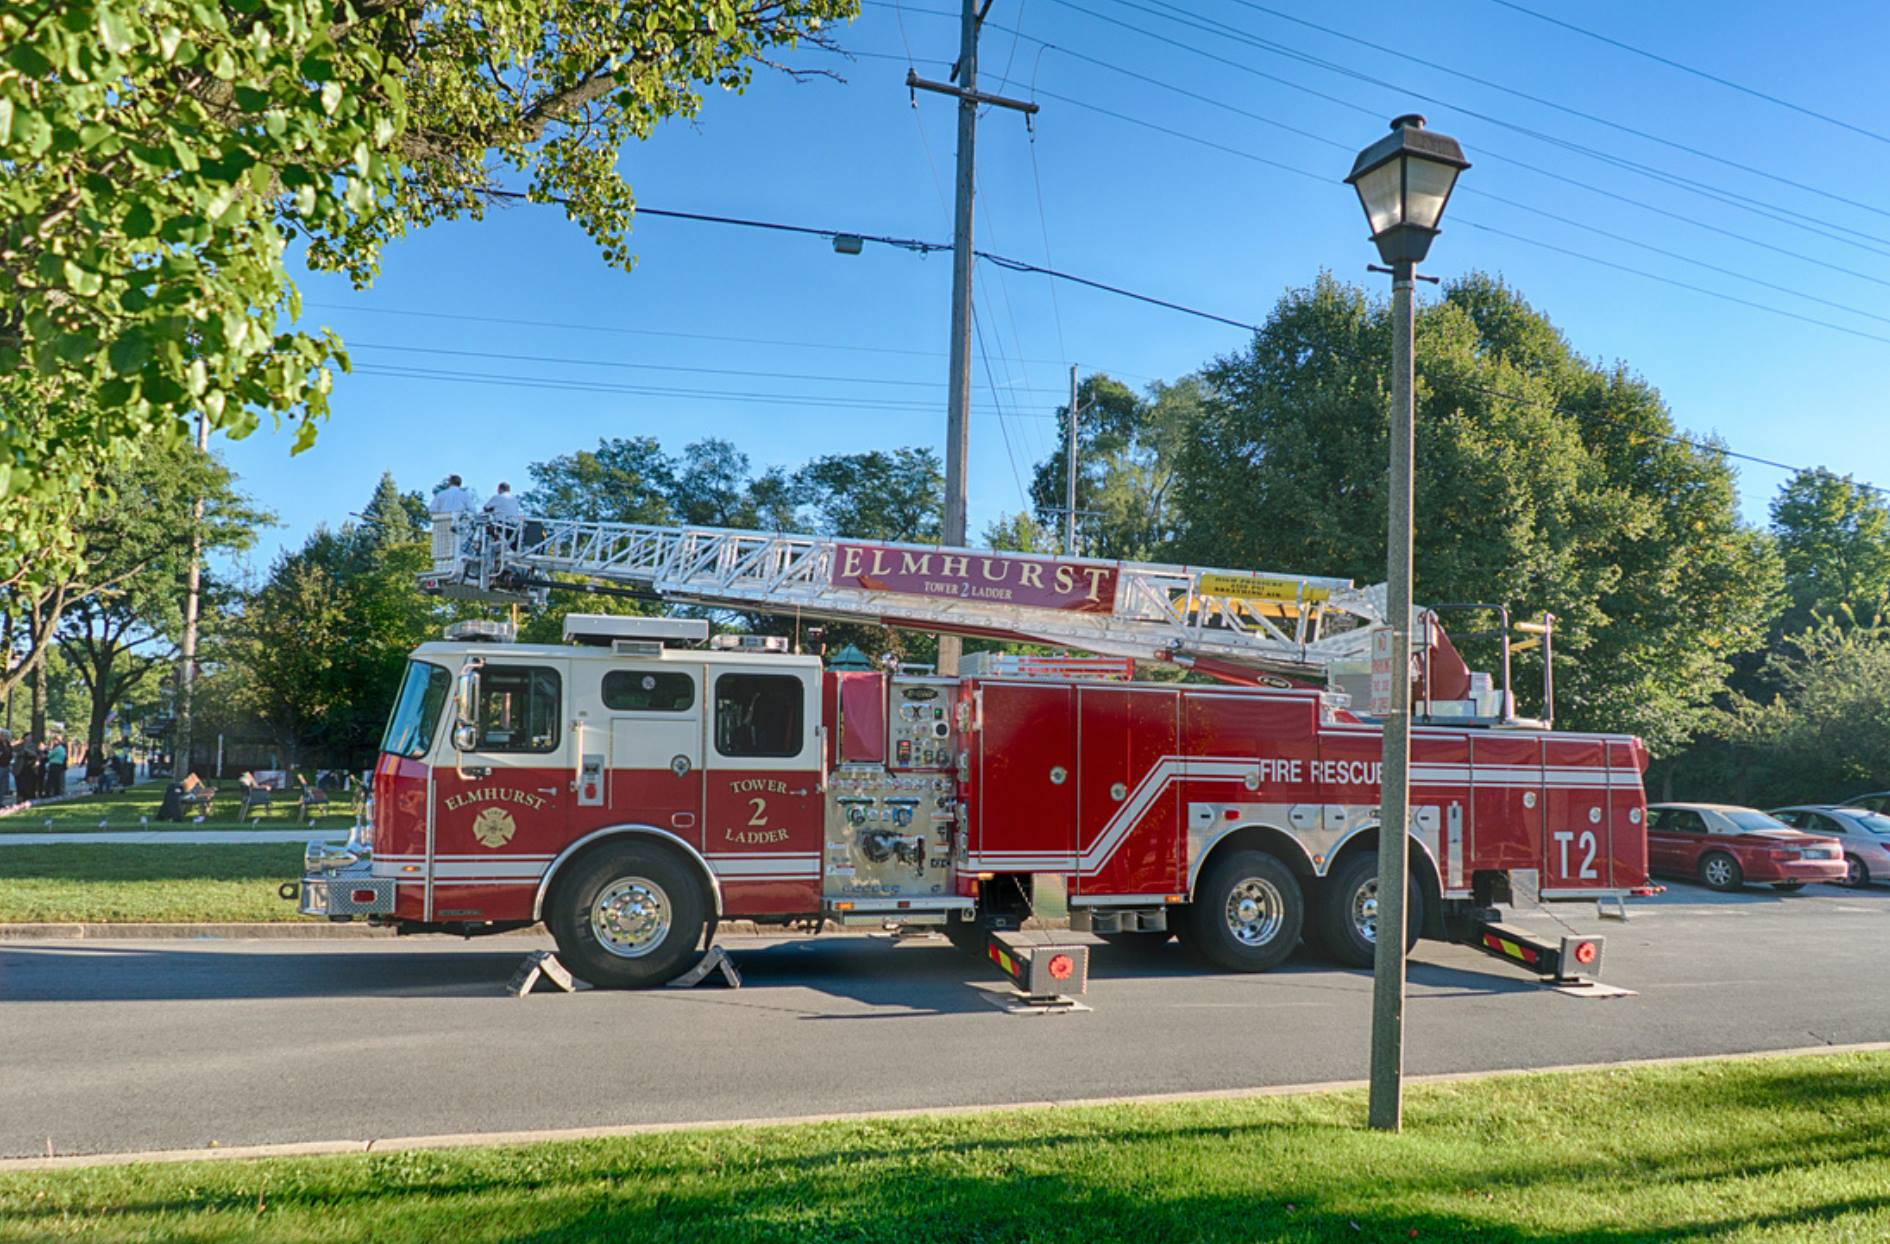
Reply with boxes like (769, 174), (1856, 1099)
(422, 512), (1516, 719)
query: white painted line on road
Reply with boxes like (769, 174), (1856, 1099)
(7, 1040), (1888, 1173)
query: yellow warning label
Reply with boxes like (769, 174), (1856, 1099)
(1198, 573), (1331, 604)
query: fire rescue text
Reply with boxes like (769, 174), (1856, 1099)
(1253, 758), (1384, 786)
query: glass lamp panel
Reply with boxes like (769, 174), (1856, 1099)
(1402, 158), (1460, 231)
(1354, 160), (1404, 235)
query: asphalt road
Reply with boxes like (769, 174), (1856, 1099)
(3, 883), (1887, 1159)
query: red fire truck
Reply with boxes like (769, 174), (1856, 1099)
(293, 516), (1651, 988)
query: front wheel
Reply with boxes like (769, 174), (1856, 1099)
(547, 842), (710, 988)
(1314, 850), (1424, 968)
(1185, 849), (1303, 973)
(1699, 851), (1743, 892)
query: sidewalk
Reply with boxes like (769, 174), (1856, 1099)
(0, 829), (350, 845)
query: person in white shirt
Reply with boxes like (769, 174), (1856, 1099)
(483, 482), (523, 520)
(432, 474), (474, 514)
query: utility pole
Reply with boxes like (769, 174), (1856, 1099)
(1368, 257), (1416, 1132)
(907, 0), (1037, 675)
(1064, 365), (1079, 555)
(174, 411), (209, 778)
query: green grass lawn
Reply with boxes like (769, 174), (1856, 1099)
(0, 845), (305, 923)
(2, 1052), (1886, 1242)
(0, 780), (356, 832)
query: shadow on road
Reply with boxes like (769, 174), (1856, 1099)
(0, 930), (1550, 1008)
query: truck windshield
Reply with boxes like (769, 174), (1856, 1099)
(381, 661), (451, 759)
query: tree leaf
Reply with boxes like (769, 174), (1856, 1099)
(63, 259), (104, 297)
(108, 330), (150, 376)
(97, 6), (134, 55)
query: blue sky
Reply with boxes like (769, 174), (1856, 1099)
(221, 0), (1890, 573)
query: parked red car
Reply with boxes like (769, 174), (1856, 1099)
(1645, 803), (1847, 891)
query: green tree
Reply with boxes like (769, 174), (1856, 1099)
(796, 448), (942, 541)
(1713, 622), (1890, 805)
(1769, 470), (1890, 633)
(231, 474), (445, 766)
(1169, 272), (1781, 751)
(0, 0), (854, 545)
(54, 444), (266, 767)
(524, 436), (677, 525)
(1030, 375), (1195, 560)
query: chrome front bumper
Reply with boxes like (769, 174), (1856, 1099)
(294, 827), (396, 918)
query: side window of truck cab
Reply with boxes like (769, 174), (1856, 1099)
(713, 672), (805, 759)
(475, 665), (562, 753)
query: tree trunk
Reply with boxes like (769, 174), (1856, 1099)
(30, 661), (46, 740)
(86, 658), (115, 778)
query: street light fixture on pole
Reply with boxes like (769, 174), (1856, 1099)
(1344, 113), (1468, 1134)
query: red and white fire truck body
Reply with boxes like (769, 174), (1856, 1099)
(308, 600), (1649, 987)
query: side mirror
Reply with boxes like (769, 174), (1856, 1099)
(452, 662), (482, 752)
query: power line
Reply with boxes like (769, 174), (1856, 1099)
(1036, 0), (1890, 254)
(345, 340), (1073, 394)
(416, 191), (1885, 492)
(1024, 85), (1890, 345)
(1099, 0), (1890, 226)
(867, 3), (1890, 286)
(998, 27), (1890, 285)
(884, 2), (1890, 266)
(1481, 0), (1890, 148)
(1209, 0), (1890, 207)
(308, 301), (1131, 372)
(349, 363), (1064, 417)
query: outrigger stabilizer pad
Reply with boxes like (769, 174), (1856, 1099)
(507, 950), (590, 996)
(665, 944), (743, 990)
(987, 937), (1090, 1012)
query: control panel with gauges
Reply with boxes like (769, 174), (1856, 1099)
(888, 678), (955, 770)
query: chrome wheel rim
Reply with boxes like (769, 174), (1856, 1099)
(1351, 878), (1380, 944)
(591, 877), (672, 958)
(1705, 857), (1732, 886)
(1848, 858), (1865, 886)
(1224, 877), (1285, 946)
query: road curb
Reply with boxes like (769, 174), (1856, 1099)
(6, 1041), (1887, 1172)
(0, 922), (396, 940)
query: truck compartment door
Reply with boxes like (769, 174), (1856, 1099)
(971, 683), (1076, 873)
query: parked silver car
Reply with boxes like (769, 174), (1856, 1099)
(1770, 806), (1890, 887)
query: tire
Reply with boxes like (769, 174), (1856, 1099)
(1699, 851), (1743, 892)
(546, 842), (710, 988)
(1845, 856), (1871, 888)
(1314, 850), (1425, 969)
(1185, 849), (1304, 973)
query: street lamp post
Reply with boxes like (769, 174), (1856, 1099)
(1344, 114), (1469, 1133)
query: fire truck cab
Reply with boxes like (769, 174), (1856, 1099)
(302, 611), (1651, 989)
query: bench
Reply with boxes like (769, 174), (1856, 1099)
(167, 773), (217, 821)
(296, 774), (331, 823)
(237, 772), (279, 821)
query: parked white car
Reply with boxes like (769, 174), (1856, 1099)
(1769, 806), (1890, 888)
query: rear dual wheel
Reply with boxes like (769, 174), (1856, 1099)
(1314, 851), (1425, 969)
(1184, 850), (1303, 973)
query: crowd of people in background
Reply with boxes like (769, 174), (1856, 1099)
(0, 731), (80, 805)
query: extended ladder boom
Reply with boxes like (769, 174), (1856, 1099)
(425, 514), (1387, 678)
